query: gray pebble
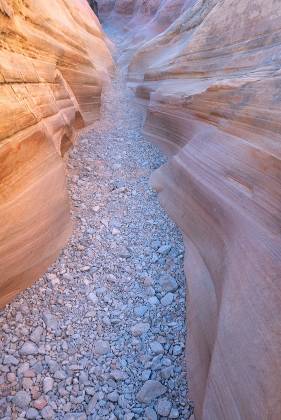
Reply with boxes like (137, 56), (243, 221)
(161, 293), (174, 306)
(20, 342), (38, 356)
(137, 380), (166, 403)
(156, 398), (172, 417)
(13, 390), (31, 409)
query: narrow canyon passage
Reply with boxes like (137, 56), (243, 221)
(0, 28), (190, 420)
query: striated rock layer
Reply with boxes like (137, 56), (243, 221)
(0, 0), (112, 308)
(104, 0), (281, 419)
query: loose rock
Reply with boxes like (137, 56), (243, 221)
(13, 390), (31, 409)
(137, 380), (167, 403)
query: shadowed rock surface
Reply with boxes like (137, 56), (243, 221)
(0, 0), (112, 307)
(88, 0), (99, 16)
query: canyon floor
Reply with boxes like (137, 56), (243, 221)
(0, 28), (190, 420)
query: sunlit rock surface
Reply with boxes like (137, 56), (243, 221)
(0, 0), (112, 307)
(107, 0), (281, 418)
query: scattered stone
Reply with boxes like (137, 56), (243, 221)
(88, 292), (98, 304)
(20, 342), (38, 356)
(157, 244), (171, 255)
(107, 390), (119, 402)
(7, 372), (16, 382)
(131, 322), (150, 336)
(158, 274), (178, 292)
(134, 305), (148, 317)
(148, 296), (159, 305)
(150, 341), (164, 354)
(64, 414), (87, 420)
(86, 395), (98, 414)
(24, 369), (36, 378)
(42, 312), (58, 331)
(26, 408), (39, 419)
(43, 377), (54, 393)
(137, 380), (167, 403)
(161, 366), (174, 380)
(65, 414), (86, 420)
(170, 407), (180, 418)
(3, 355), (19, 365)
(85, 387), (96, 396)
(144, 407), (158, 420)
(142, 369), (151, 381)
(93, 340), (110, 356)
(161, 292), (174, 306)
(79, 371), (89, 385)
(173, 345), (183, 356)
(33, 397), (48, 410)
(156, 399), (172, 417)
(30, 326), (44, 343)
(41, 405), (54, 419)
(110, 369), (128, 381)
(13, 390), (31, 409)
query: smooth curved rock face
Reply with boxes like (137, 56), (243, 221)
(122, 0), (281, 419)
(0, 0), (112, 307)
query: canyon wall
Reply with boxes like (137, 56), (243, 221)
(101, 0), (281, 419)
(0, 0), (112, 308)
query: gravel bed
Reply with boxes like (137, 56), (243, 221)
(0, 28), (191, 420)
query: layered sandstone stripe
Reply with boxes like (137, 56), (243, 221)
(0, 0), (112, 307)
(100, 0), (281, 418)
(130, 1), (281, 418)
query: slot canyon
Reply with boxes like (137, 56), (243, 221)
(0, 0), (281, 419)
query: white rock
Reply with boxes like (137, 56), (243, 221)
(20, 342), (38, 356)
(3, 354), (19, 365)
(13, 390), (31, 409)
(170, 407), (180, 418)
(161, 292), (174, 306)
(107, 390), (119, 402)
(41, 405), (54, 419)
(131, 322), (150, 337)
(144, 407), (157, 420)
(88, 292), (98, 304)
(148, 296), (159, 305)
(30, 326), (43, 343)
(136, 380), (166, 403)
(26, 408), (39, 419)
(150, 341), (164, 354)
(43, 377), (54, 393)
(134, 305), (148, 317)
(86, 394), (98, 414)
(42, 312), (58, 331)
(158, 274), (178, 292)
(93, 340), (110, 356)
(110, 369), (128, 381)
(156, 399), (172, 417)
(157, 244), (171, 255)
